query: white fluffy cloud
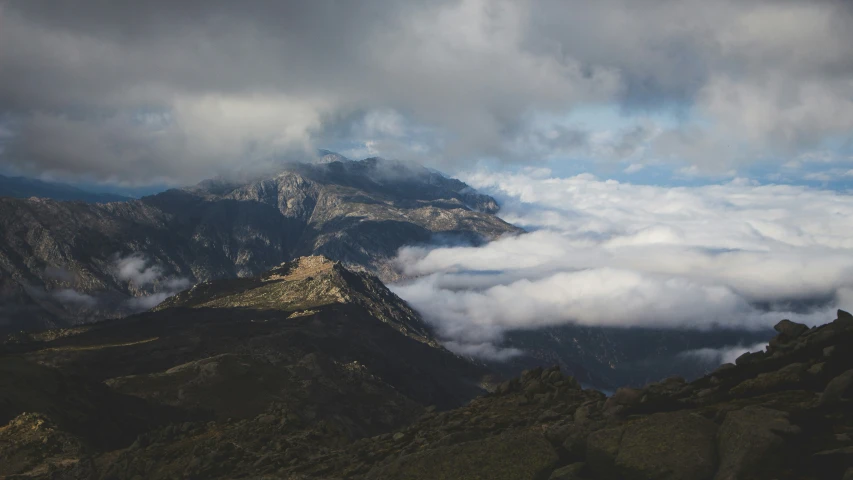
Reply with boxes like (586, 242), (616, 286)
(114, 254), (191, 310)
(679, 342), (769, 366)
(391, 170), (853, 357)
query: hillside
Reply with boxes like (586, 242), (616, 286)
(1, 261), (851, 478)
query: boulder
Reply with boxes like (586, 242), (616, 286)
(604, 387), (642, 411)
(586, 411), (718, 480)
(521, 367), (543, 383)
(549, 462), (588, 480)
(735, 350), (765, 366)
(729, 362), (806, 396)
(838, 309), (853, 326)
(368, 430), (559, 480)
(714, 407), (800, 480)
(818, 369), (853, 407)
(773, 319), (809, 338)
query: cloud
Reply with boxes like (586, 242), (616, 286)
(115, 254), (164, 286)
(113, 253), (191, 311)
(390, 169), (853, 358)
(51, 288), (97, 308)
(2, 1), (852, 183)
(678, 342), (768, 366)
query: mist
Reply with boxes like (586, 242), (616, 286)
(390, 169), (853, 359)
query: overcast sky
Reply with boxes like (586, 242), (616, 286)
(2, 0), (853, 186)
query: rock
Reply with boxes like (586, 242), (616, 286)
(585, 426), (624, 479)
(496, 380), (517, 395)
(824, 346), (837, 358)
(603, 387), (642, 412)
(714, 407), (800, 480)
(808, 362), (826, 375)
(549, 462), (587, 479)
(838, 309), (853, 326)
(587, 411), (717, 480)
(812, 446), (853, 474)
(392, 432), (406, 441)
(367, 431), (559, 480)
(735, 350), (765, 366)
(844, 467), (853, 480)
(257, 415), (276, 425)
(524, 380), (547, 395)
(521, 367), (543, 383)
(818, 369), (853, 407)
(729, 362), (806, 396)
(773, 319), (809, 338)
(546, 370), (563, 384)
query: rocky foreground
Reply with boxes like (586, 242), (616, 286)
(0, 259), (852, 479)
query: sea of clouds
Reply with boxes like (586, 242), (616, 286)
(391, 169), (853, 359)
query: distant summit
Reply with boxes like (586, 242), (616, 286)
(314, 149), (351, 164)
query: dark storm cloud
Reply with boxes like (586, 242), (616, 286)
(1, 0), (852, 184)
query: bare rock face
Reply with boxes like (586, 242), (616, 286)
(0, 157), (519, 331)
(587, 411), (718, 480)
(714, 407), (799, 480)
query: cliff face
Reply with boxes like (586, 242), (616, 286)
(0, 157), (519, 331)
(2, 259), (851, 479)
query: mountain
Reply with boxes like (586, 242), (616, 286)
(2, 261), (851, 479)
(0, 174), (132, 203)
(0, 156), (520, 331)
(500, 324), (773, 390)
(0, 256), (491, 477)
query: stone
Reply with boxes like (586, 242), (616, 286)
(808, 362), (826, 375)
(773, 319), (809, 338)
(714, 407), (800, 480)
(824, 346), (837, 358)
(735, 350), (765, 366)
(587, 411), (717, 480)
(729, 363), (806, 396)
(392, 432), (406, 441)
(525, 380), (547, 395)
(257, 415), (276, 425)
(838, 309), (853, 326)
(585, 426), (624, 479)
(818, 369), (853, 407)
(604, 387), (642, 411)
(549, 462), (587, 480)
(367, 431), (559, 480)
(521, 367), (543, 383)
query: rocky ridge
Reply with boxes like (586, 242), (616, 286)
(0, 156), (519, 331)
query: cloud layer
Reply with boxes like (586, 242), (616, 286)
(2, 0), (853, 184)
(390, 170), (853, 357)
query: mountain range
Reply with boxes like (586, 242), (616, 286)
(0, 174), (133, 203)
(0, 156), (518, 332)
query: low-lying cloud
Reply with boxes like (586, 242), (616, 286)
(679, 342), (769, 366)
(113, 253), (191, 311)
(391, 170), (853, 358)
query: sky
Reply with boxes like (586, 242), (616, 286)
(3, 1), (853, 360)
(1, 0), (853, 188)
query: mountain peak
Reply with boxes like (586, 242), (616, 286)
(157, 255), (438, 346)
